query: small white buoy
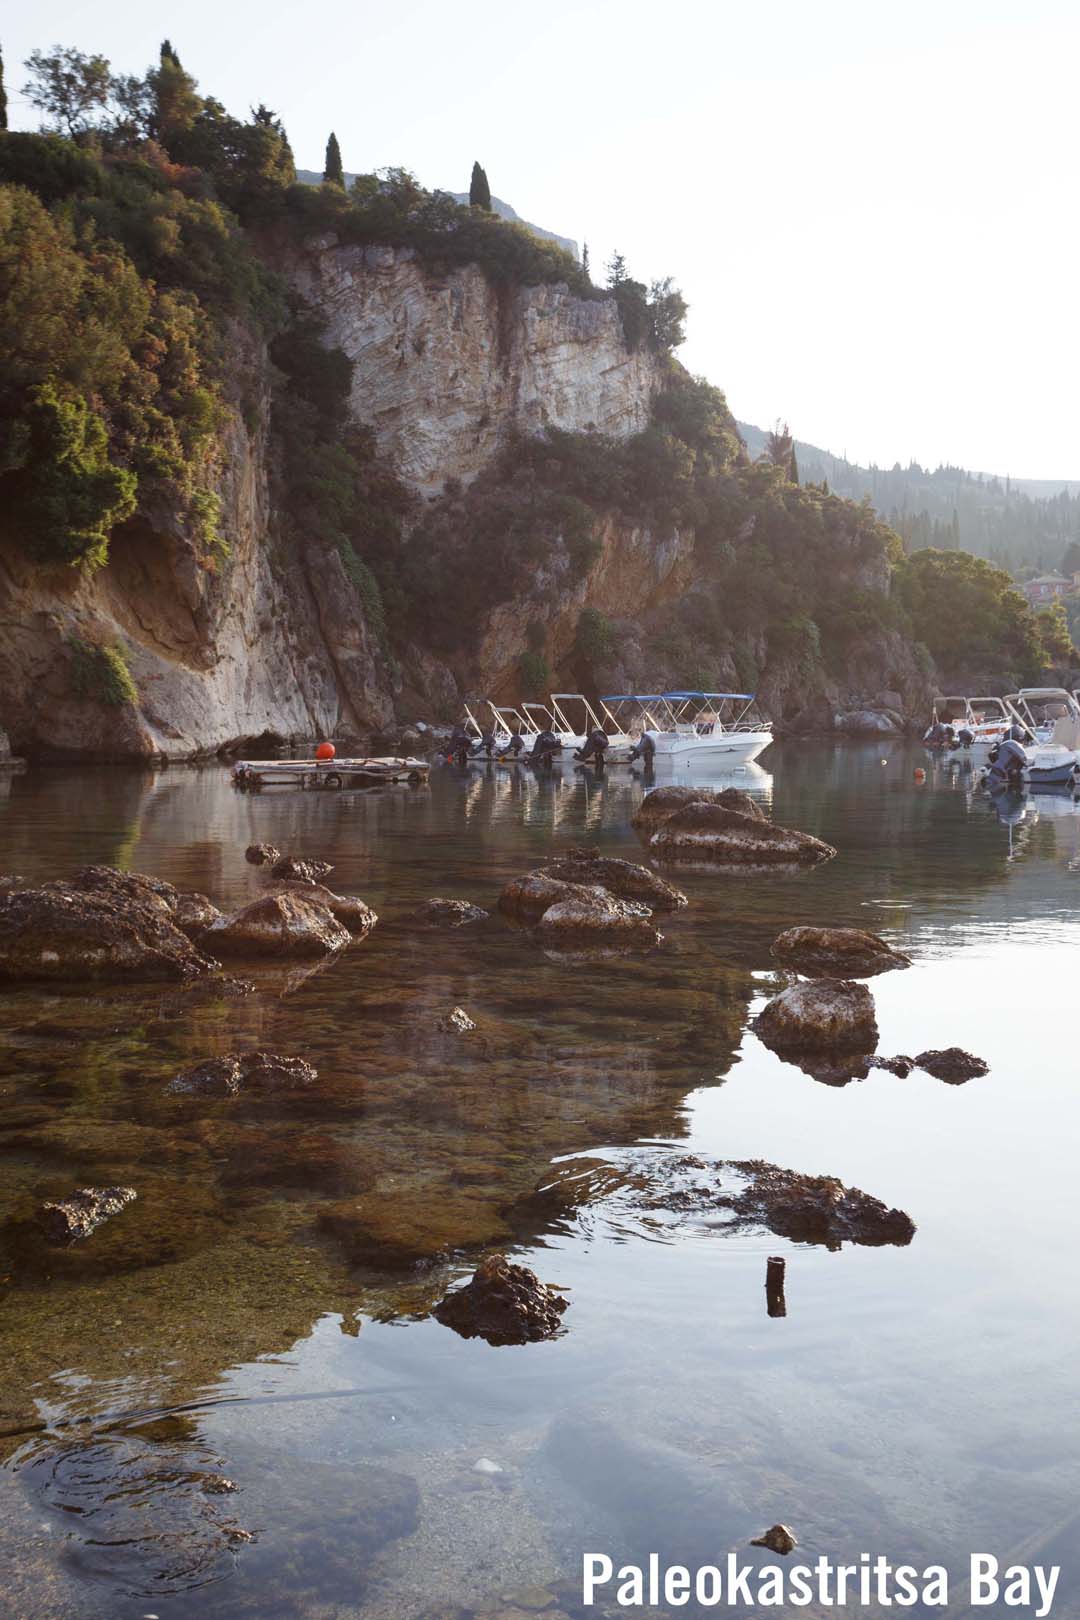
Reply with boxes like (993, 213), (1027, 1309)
(881, 758), (888, 765)
(473, 1457), (503, 1474)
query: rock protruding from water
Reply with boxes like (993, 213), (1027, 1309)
(915, 1048), (989, 1083)
(270, 855), (334, 884)
(727, 1160), (915, 1247)
(650, 803), (835, 867)
(245, 843), (281, 866)
(38, 1186), (137, 1243)
(205, 893), (351, 957)
(433, 1255), (569, 1345)
(537, 891), (662, 954)
(771, 925), (910, 978)
(754, 980), (878, 1052)
(412, 898), (490, 927)
(270, 881), (377, 936)
(752, 1524), (798, 1555)
(0, 883), (215, 983)
(544, 848), (687, 910)
(171, 892), (224, 938)
(167, 1051), (319, 1095)
(632, 784), (766, 835)
(498, 870), (602, 922)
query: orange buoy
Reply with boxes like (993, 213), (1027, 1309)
(315, 741), (336, 762)
(914, 767), (926, 783)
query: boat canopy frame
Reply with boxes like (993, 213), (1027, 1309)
(600, 691), (769, 735)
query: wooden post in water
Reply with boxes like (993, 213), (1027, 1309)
(766, 1255), (786, 1318)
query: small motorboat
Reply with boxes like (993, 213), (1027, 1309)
(923, 696), (1012, 760)
(601, 691), (773, 766)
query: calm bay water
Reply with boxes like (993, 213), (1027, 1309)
(1, 744), (1078, 1619)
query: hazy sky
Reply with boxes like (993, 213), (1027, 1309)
(6, 0), (1079, 476)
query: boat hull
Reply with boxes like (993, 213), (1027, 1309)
(649, 730), (773, 766)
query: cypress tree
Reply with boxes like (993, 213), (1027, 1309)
(790, 444), (799, 485)
(581, 241), (590, 281)
(324, 131), (344, 187)
(0, 44), (7, 130)
(469, 161), (491, 210)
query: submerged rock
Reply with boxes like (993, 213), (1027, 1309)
(650, 803), (835, 867)
(437, 1006), (477, 1033)
(544, 848), (687, 909)
(204, 893), (351, 958)
(632, 784), (766, 835)
(0, 884), (215, 983)
(870, 1054), (914, 1077)
(771, 925), (910, 978)
(537, 890), (663, 954)
(172, 891), (224, 938)
(38, 1186), (137, 1243)
(433, 1254), (569, 1345)
(915, 1048), (989, 1083)
(245, 842), (281, 865)
(319, 1191), (511, 1271)
(754, 979), (878, 1052)
(752, 1524), (798, 1555)
(412, 897), (490, 926)
(270, 881), (377, 936)
(270, 855), (334, 884)
(167, 1051), (318, 1096)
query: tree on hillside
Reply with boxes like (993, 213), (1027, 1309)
(22, 45), (112, 135)
(647, 276), (687, 349)
(324, 130), (344, 187)
(469, 161), (491, 210)
(0, 44), (8, 130)
(893, 548), (1046, 682)
(149, 39), (201, 147)
(1036, 601), (1074, 666)
(1061, 539), (1080, 576)
(581, 242), (590, 282)
(606, 250), (627, 288)
(764, 420), (796, 481)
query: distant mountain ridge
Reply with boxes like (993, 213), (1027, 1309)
(737, 421), (1080, 573)
(295, 171), (578, 258)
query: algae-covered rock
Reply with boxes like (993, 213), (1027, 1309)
(771, 925), (910, 978)
(650, 803), (834, 867)
(544, 849), (686, 910)
(0, 884), (214, 983)
(433, 1254), (569, 1345)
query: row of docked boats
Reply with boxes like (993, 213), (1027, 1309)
(454, 691), (773, 769)
(925, 687), (1080, 789)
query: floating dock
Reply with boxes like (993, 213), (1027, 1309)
(231, 756), (429, 791)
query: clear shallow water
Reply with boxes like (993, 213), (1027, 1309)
(1, 744), (1079, 1619)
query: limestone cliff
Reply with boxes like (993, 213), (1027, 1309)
(287, 241), (662, 495)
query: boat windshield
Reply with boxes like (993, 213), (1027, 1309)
(600, 692), (768, 734)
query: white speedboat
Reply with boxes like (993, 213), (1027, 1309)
(1005, 689), (1080, 788)
(601, 691), (773, 766)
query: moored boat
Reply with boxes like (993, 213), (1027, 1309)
(601, 691), (773, 766)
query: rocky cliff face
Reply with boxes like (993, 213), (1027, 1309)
(288, 241), (663, 494)
(0, 343), (393, 762)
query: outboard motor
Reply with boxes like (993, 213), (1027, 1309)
(476, 728), (497, 759)
(986, 736), (1028, 789)
(1007, 720), (1032, 744)
(923, 720), (955, 750)
(574, 728), (609, 766)
(448, 725), (472, 767)
(530, 728), (561, 768)
(955, 727), (975, 748)
(506, 730), (526, 757)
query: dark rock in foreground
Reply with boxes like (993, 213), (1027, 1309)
(544, 847), (687, 910)
(433, 1254), (569, 1345)
(752, 1524), (798, 1555)
(510, 1148), (915, 1251)
(498, 870), (603, 922)
(204, 893), (351, 957)
(38, 1186), (137, 1243)
(754, 979), (878, 1052)
(650, 803), (835, 866)
(771, 925), (910, 978)
(412, 897), (490, 927)
(270, 855), (334, 884)
(726, 1159), (915, 1247)
(632, 784), (766, 835)
(245, 843), (281, 866)
(0, 883), (215, 983)
(915, 1048), (989, 1082)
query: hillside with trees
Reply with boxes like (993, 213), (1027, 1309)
(0, 36), (1075, 758)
